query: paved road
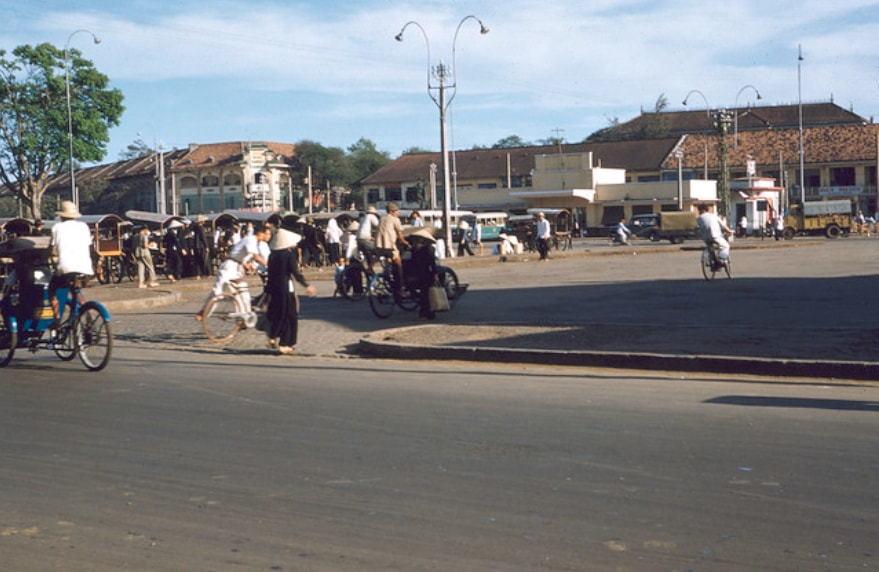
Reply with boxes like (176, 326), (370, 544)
(2, 347), (877, 571)
(90, 235), (878, 380)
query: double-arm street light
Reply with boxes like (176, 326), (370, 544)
(682, 85), (762, 219)
(733, 84), (762, 148)
(65, 29), (101, 208)
(396, 15), (489, 251)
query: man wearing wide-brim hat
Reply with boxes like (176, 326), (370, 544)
(49, 200), (93, 325)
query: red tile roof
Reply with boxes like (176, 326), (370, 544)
(169, 141), (297, 170)
(667, 123), (879, 170)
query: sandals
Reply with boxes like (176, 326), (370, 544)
(278, 346), (294, 355)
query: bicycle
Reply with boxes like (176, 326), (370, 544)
(367, 252), (463, 319)
(701, 241), (732, 280)
(200, 273), (267, 343)
(0, 269), (113, 371)
(338, 254), (370, 302)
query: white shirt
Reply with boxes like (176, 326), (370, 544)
(357, 213), (379, 240)
(697, 212), (725, 242)
(229, 233), (260, 263)
(51, 219), (94, 276)
(537, 218), (551, 239)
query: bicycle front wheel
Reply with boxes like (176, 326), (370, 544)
(368, 274), (395, 319)
(202, 293), (243, 343)
(722, 257), (732, 279)
(0, 309), (16, 367)
(75, 302), (112, 371)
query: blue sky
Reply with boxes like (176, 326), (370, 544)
(3, 0), (879, 164)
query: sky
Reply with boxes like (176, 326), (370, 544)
(2, 0), (879, 165)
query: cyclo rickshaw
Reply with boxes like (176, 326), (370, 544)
(0, 236), (112, 371)
(526, 208), (574, 250)
(79, 214), (133, 284)
(125, 210), (188, 278)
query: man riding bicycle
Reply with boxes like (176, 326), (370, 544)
(195, 224), (271, 322)
(696, 203), (733, 267)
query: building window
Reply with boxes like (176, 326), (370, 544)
(180, 176), (198, 188)
(405, 186), (421, 203)
(601, 206), (625, 226)
(368, 188), (381, 203)
(202, 175), (219, 187)
(224, 173), (241, 186)
(478, 182), (498, 189)
(385, 187), (402, 202)
(829, 167), (855, 186)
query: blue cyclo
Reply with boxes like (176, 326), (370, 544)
(1, 238), (112, 371)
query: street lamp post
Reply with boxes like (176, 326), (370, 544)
(65, 29), (101, 209)
(798, 44), (805, 204)
(683, 87), (760, 220)
(733, 84), (761, 148)
(396, 16), (488, 252)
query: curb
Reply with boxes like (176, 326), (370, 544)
(98, 289), (182, 313)
(359, 326), (879, 382)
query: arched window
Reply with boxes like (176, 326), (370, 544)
(224, 173), (242, 186)
(179, 176), (198, 188)
(202, 174), (219, 187)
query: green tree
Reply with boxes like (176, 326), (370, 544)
(0, 43), (124, 219)
(347, 137), (391, 191)
(402, 146), (433, 155)
(292, 140), (350, 190)
(491, 135), (530, 149)
(118, 137), (152, 160)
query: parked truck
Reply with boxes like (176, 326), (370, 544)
(628, 211), (698, 244)
(782, 199), (852, 239)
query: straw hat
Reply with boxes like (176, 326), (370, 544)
(167, 219), (184, 229)
(271, 228), (302, 250)
(367, 205), (377, 215)
(408, 227), (436, 243)
(58, 200), (81, 220)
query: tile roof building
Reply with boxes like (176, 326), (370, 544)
(361, 101), (878, 230)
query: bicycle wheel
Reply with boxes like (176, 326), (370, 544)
(722, 257), (732, 279)
(125, 257), (137, 282)
(437, 266), (461, 302)
(701, 249), (716, 281)
(96, 258), (110, 285)
(0, 309), (16, 367)
(75, 302), (112, 371)
(368, 274), (395, 319)
(53, 315), (77, 361)
(108, 256), (124, 284)
(202, 293), (244, 343)
(342, 265), (368, 301)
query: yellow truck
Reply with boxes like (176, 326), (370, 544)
(782, 199), (852, 239)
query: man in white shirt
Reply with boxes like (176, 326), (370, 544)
(697, 203), (733, 261)
(196, 225), (270, 321)
(536, 212), (551, 261)
(49, 200), (93, 325)
(356, 206), (380, 269)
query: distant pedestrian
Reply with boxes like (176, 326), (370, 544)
(163, 220), (185, 282)
(536, 212), (551, 260)
(133, 225), (159, 288)
(456, 220), (474, 257)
